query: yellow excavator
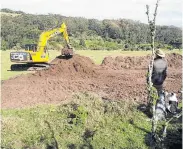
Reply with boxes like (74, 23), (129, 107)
(10, 23), (73, 71)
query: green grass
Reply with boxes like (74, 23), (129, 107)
(1, 93), (151, 149)
(2, 93), (182, 149)
(1, 49), (181, 80)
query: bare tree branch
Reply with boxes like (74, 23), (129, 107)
(145, 0), (161, 148)
(146, 5), (150, 24)
(153, 0), (161, 25)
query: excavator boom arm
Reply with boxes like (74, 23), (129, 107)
(37, 23), (70, 51)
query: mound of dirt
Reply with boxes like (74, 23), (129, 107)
(166, 53), (182, 68)
(102, 53), (182, 70)
(102, 55), (150, 69)
(37, 55), (97, 77)
(1, 53), (182, 109)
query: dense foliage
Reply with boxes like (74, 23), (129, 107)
(1, 9), (182, 50)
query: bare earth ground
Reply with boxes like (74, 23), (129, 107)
(1, 53), (182, 109)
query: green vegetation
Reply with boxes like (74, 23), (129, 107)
(2, 93), (181, 148)
(1, 9), (182, 51)
(0, 8), (25, 14)
(1, 93), (152, 149)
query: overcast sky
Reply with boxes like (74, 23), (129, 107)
(1, 0), (182, 27)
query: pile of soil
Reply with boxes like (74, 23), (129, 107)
(102, 55), (150, 69)
(37, 55), (97, 78)
(1, 53), (182, 109)
(166, 53), (182, 68)
(102, 53), (182, 70)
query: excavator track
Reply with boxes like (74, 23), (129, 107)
(10, 63), (50, 71)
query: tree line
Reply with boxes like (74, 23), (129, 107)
(1, 8), (182, 50)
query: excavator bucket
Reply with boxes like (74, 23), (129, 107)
(61, 48), (73, 57)
(61, 44), (74, 57)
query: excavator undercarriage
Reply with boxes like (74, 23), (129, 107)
(10, 63), (50, 71)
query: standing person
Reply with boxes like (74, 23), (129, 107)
(151, 49), (167, 96)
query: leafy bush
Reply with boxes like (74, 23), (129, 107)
(79, 39), (86, 47)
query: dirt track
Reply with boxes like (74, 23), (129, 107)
(1, 53), (182, 109)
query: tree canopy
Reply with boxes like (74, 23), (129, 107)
(1, 9), (182, 50)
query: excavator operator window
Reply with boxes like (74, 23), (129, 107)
(44, 47), (47, 53)
(33, 45), (37, 52)
(25, 44), (37, 52)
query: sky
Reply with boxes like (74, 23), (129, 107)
(1, 0), (182, 27)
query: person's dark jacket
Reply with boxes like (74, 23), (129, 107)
(151, 57), (167, 85)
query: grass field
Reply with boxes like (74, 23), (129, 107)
(2, 92), (181, 149)
(1, 49), (181, 80)
(2, 93), (152, 149)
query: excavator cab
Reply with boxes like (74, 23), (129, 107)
(25, 44), (37, 52)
